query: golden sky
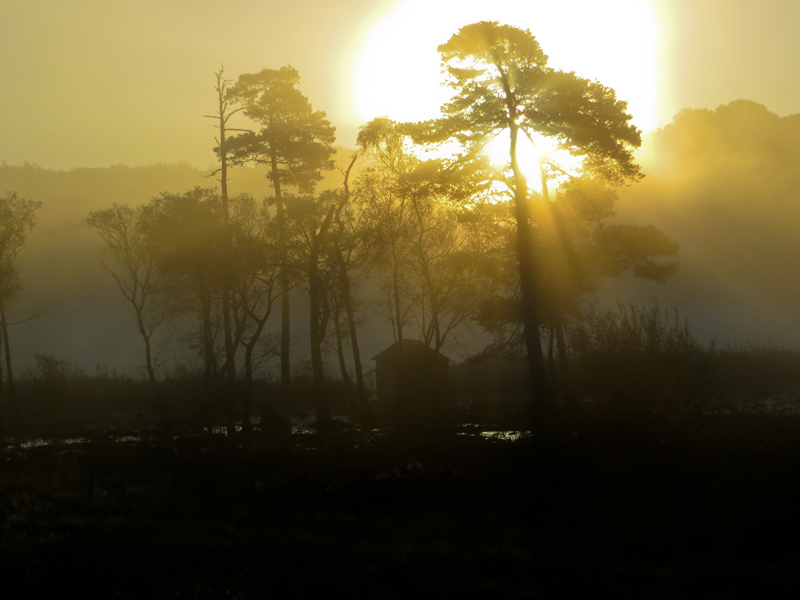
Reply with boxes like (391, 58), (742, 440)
(1, 0), (798, 170)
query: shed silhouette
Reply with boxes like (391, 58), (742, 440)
(372, 339), (450, 407)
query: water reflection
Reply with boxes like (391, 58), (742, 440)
(4, 414), (365, 451)
(480, 430), (526, 442)
(7, 435), (138, 451)
(455, 427), (527, 442)
(711, 390), (800, 415)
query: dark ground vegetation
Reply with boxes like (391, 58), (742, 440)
(3, 347), (800, 598)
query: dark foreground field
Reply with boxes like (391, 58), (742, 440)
(3, 412), (800, 599)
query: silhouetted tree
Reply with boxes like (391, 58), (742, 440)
(227, 66), (336, 408)
(87, 204), (170, 422)
(290, 192), (338, 425)
(475, 177), (679, 392)
(0, 191), (41, 436)
(206, 67), (249, 432)
(401, 163), (493, 352)
(227, 195), (281, 432)
(356, 118), (418, 343)
(414, 21), (643, 409)
(296, 153), (360, 425)
(358, 118), (495, 354)
(327, 153), (370, 414)
(143, 189), (229, 382)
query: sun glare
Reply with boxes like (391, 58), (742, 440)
(354, 0), (662, 133)
(484, 131), (584, 196)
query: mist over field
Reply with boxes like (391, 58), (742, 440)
(609, 100), (800, 348)
(1, 155), (394, 375)
(2, 99), (798, 376)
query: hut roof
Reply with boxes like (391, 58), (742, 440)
(372, 339), (451, 362)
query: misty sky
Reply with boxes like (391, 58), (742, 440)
(1, 0), (799, 170)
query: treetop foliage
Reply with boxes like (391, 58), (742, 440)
(418, 21), (642, 186)
(225, 66), (336, 194)
(356, 117), (416, 176)
(0, 192), (42, 301)
(0, 192), (41, 261)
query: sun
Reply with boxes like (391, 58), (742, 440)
(483, 130), (584, 199)
(353, 0), (662, 134)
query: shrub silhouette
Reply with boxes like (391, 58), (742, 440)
(569, 301), (714, 412)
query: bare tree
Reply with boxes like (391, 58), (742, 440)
(206, 67), (249, 433)
(87, 203), (170, 423)
(408, 194), (489, 352)
(228, 195), (281, 432)
(328, 154), (370, 414)
(356, 118), (417, 344)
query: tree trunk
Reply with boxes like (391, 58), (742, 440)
(0, 301), (18, 435)
(331, 155), (367, 414)
(308, 266), (329, 425)
(308, 208), (336, 427)
(555, 316), (571, 396)
(547, 322), (556, 381)
(392, 247), (404, 343)
(509, 124), (550, 409)
(538, 156), (550, 202)
(332, 311), (355, 408)
(271, 153), (292, 410)
(337, 253), (367, 413)
(200, 293), (218, 380)
(134, 305), (167, 428)
(143, 336), (165, 425)
(242, 342), (255, 434)
(218, 113), (237, 437)
(240, 301), (273, 434)
(0, 330), (5, 444)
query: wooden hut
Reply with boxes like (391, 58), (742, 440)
(372, 339), (450, 410)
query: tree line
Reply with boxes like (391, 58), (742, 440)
(1, 22), (679, 433)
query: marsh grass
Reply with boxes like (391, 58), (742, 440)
(3, 324), (800, 596)
(718, 342), (800, 385)
(568, 301), (715, 412)
(3, 413), (800, 598)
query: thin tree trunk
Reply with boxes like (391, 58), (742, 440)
(538, 156), (550, 202)
(337, 253), (367, 412)
(411, 200), (443, 351)
(333, 311), (355, 408)
(133, 305), (166, 427)
(200, 294), (217, 380)
(392, 247), (404, 343)
(0, 329), (5, 444)
(271, 152), (292, 409)
(309, 267), (329, 425)
(218, 105), (237, 437)
(308, 207), (336, 427)
(0, 301), (18, 435)
(547, 322), (556, 381)
(241, 301), (273, 434)
(243, 343), (255, 433)
(331, 155), (367, 414)
(554, 316), (571, 396)
(143, 335), (165, 423)
(208, 69), (244, 436)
